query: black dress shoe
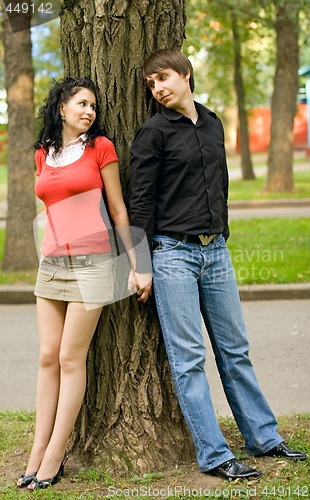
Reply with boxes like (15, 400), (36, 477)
(210, 458), (262, 480)
(262, 442), (307, 460)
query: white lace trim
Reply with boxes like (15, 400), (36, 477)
(46, 134), (88, 167)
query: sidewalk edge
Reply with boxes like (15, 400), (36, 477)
(238, 283), (310, 301)
(0, 284), (310, 304)
(229, 198), (310, 209)
(0, 286), (36, 304)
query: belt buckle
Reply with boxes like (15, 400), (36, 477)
(198, 234), (215, 245)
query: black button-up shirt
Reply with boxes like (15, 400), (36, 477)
(130, 101), (230, 249)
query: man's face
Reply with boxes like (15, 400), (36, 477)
(146, 68), (191, 110)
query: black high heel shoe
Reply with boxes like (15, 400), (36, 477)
(28, 454), (69, 491)
(16, 471), (37, 488)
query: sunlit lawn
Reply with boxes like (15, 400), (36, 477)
(229, 169), (310, 200)
(228, 218), (310, 285)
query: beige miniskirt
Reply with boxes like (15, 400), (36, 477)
(34, 253), (114, 306)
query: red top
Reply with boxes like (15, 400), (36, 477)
(35, 136), (118, 256)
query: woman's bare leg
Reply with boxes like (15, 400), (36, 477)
(22, 298), (67, 477)
(33, 302), (102, 482)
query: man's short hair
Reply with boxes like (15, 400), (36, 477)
(143, 48), (195, 93)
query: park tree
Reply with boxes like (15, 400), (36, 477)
(266, 0), (301, 192)
(231, 12), (255, 180)
(1, 5), (37, 270)
(60, 0), (195, 473)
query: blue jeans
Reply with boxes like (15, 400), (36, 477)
(152, 234), (282, 471)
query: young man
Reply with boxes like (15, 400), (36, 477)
(129, 48), (306, 479)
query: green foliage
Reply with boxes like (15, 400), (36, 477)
(0, 19), (63, 127)
(184, 0), (309, 119)
(32, 18), (64, 123)
(299, 8), (310, 68)
(184, 0), (276, 112)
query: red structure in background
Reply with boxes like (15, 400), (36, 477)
(236, 103), (308, 152)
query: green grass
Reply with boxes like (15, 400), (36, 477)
(0, 411), (309, 499)
(0, 269), (37, 286)
(229, 170), (310, 201)
(228, 218), (310, 285)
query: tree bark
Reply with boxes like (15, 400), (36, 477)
(266, 5), (299, 192)
(231, 13), (255, 180)
(60, 0), (195, 474)
(2, 10), (37, 270)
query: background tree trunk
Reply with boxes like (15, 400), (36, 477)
(231, 13), (255, 180)
(266, 5), (299, 192)
(2, 10), (37, 270)
(60, 0), (195, 473)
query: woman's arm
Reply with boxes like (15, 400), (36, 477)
(101, 162), (152, 302)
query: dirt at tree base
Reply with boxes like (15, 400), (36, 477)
(0, 452), (286, 498)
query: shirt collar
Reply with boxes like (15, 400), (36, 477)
(160, 101), (217, 124)
(65, 133), (88, 148)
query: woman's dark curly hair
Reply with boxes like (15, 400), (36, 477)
(34, 77), (105, 153)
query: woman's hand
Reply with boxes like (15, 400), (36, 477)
(133, 271), (152, 302)
(128, 269), (137, 295)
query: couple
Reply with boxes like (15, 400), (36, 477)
(18, 48), (306, 491)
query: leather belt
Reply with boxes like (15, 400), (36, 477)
(157, 231), (217, 246)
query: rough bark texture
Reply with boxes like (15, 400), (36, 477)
(60, 0), (195, 473)
(231, 14), (255, 180)
(266, 5), (299, 192)
(2, 11), (37, 270)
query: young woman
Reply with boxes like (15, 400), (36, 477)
(17, 77), (138, 491)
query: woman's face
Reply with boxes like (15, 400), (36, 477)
(60, 88), (97, 140)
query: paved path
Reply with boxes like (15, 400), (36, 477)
(1, 300), (309, 415)
(229, 203), (310, 220)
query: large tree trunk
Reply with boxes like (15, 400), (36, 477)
(266, 5), (299, 192)
(2, 10), (37, 270)
(60, 0), (195, 474)
(231, 13), (255, 180)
